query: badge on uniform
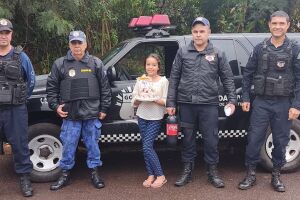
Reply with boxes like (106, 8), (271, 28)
(277, 61), (285, 68)
(205, 54), (215, 62)
(80, 68), (92, 73)
(68, 69), (76, 77)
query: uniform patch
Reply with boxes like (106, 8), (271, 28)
(297, 52), (300, 60)
(277, 61), (285, 68)
(0, 19), (8, 26)
(68, 69), (76, 77)
(72, 31), (80, 37)
(205, 54), (215, 62)
(80, 69), (92, 73)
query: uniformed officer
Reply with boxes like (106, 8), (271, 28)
(46, 30), (111, 190)
(167, 17), (236, 188)
(0, 18), (35, 197)
(240, 10), (300, 192)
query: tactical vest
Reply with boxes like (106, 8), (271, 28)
(253, 38), (294, 96)
(60, 56), (100, 102)
(0, 46), (27, 105)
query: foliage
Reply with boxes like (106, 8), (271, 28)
(0, 0), (299, 74)
(214, 0), (293, 32)
(157, 0), (204, 35)
(290, 8), (300, 32)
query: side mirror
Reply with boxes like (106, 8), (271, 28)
(106, 66), (117, 82)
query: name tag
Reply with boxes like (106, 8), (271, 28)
(81, 69), (92, 73)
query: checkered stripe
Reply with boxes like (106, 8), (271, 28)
(100, 130), (247, 143)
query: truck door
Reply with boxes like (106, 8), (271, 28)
(211, 38), (251, 132)
(103, 40), (179, 139)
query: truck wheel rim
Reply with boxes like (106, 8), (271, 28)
(29, 134), (62, 172)
(266, 130), (300, 163)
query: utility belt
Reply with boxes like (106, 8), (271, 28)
(253, 75), (292, 97)
(0, 83), (26, 105)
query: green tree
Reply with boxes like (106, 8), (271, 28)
(157, 0), (204, 35)
(0, 0), (299, 74)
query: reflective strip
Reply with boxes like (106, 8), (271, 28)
(99, 130), (248, 143)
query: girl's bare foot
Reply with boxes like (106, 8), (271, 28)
(142, 175), (155, 188)
(151, 176), (167, 188)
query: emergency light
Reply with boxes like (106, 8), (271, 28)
(128, 18), (138, 28)
(136, 16), (153, 27)
(151, 14), (170, 26)
(128, 14), (174, 38)
(128, 14), (171, 28)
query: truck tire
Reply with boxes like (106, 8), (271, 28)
(28, 123), (62, 182)
(260, 119), (300, 173)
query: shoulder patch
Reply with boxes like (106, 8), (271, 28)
(297, 52), (300, 60)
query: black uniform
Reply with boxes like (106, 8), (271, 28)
(47, 50), (111, 120)
(167, 40), (236, 164)
(0, 47), (35, 174)
(242, 37), (300, 168)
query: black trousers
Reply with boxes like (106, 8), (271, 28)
(245, 96), (291, 168)
(179, 103), (219, 165)
(0, 104), (33, 174)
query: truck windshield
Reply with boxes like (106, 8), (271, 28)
(101, 42), (127, 65)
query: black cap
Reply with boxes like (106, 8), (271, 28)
(0, 18), (13, 32)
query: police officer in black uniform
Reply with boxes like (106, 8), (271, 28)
(47, 30), (111, 190)
(239, 11), (300, 192)
(167, 17), (236, 188)
(0, 19), (35, 197)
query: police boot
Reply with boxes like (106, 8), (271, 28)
(238, 165), (256, 190)
(271, 167), (285, 192)
(20, 174), (33, 197)
(91, 167), (105, 189)
(206, 164), (225, 188)
(50, 170), (70, 191)
(175, 162), (193, 187)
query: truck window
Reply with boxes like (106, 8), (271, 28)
(211, 39), (239, 76)
(101, 42), (127, 65)
(234, 40), (250, 74)
(114, 41), (179, 80)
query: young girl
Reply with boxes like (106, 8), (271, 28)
(132, 53), (169, 188)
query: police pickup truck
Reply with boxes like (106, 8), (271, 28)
(2, 15), (300, 182)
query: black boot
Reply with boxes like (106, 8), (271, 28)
(50, 170), (70, 191)
(271, 167), (285, 192)
(238, 165), (256, 190)
(206, 164), (225, 188)
(91, 167), (105, 189)
(175, 162), (193, 187)
(20, 174), (33, 197)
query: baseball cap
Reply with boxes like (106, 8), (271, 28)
(69, 30), (86, 42)
(192, 17), (210, 27)
(0, 18), (13, 32)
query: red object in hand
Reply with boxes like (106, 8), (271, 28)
(166, 115), (178, 146)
